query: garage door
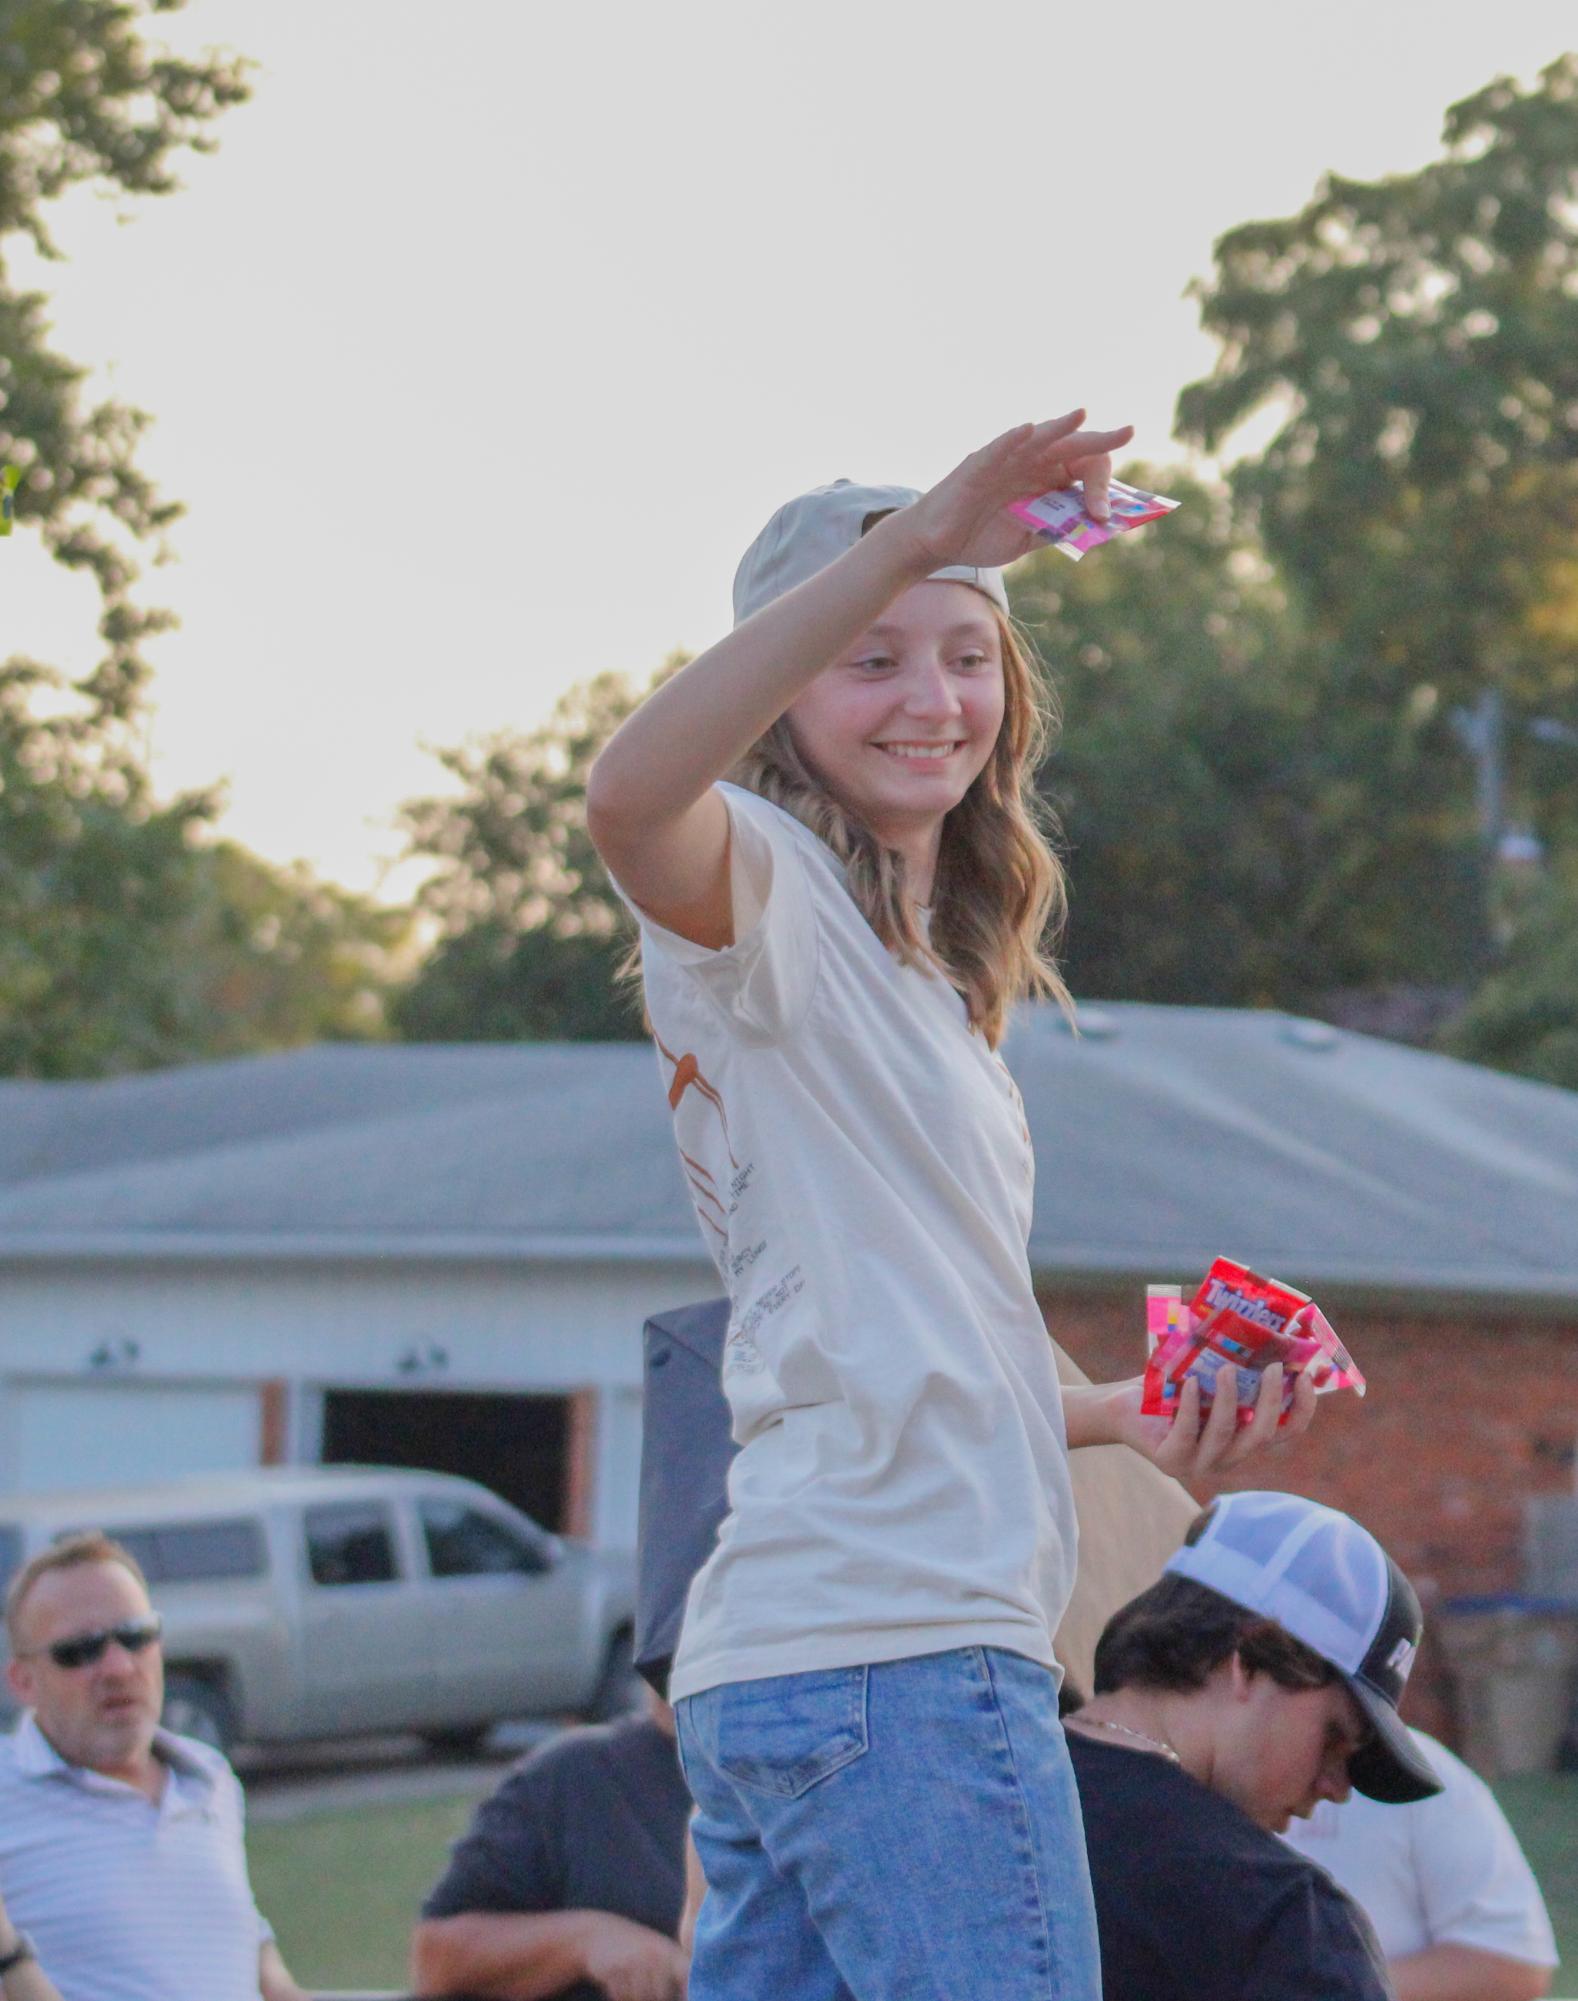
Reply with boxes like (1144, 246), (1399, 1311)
(7, 1382), (261, 1495)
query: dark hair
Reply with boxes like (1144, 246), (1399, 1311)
(1093, 1573), (1336, 1697)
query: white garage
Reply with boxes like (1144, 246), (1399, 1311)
(0, 1380), (265, 1495)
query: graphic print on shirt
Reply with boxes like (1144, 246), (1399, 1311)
(654, 1032), (739, 1243)
(652, 1032), (797, 1388)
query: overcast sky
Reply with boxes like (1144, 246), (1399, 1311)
(3, 1), (1573, 895)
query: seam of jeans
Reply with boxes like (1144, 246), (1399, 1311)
(979, 1648), (1057, 1998)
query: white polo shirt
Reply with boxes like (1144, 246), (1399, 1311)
(0, 1714), (271, 2001)
(1283, 1727), (1558, 1970)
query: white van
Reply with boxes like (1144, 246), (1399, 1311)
(0, 1465), (638, 1755)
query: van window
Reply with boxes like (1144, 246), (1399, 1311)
(99, 1519), (267, 1587)
(419, 1500), (549, 1580)
(305, 1502), (399, 1587)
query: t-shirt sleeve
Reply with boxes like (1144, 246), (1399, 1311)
(610, 785), (820, 1041)
(1406, 1744), (1559, 1966)
(1241, 1874), (1396, 2001)
(421, 1768), (563, 1919)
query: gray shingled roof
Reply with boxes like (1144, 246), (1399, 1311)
(0, 1008), (1573, 1308)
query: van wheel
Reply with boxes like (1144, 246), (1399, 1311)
(586, 1629), (643, 1721)
(162, 1673), (236, 1757)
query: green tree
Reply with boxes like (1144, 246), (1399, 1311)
(1014, 468), (1455, 1008)
(0, 0), (250, 718)
(1175, 54), (1578, 985)
(0, 3), (412, 1075)
(0, 666), (406, 1075)
(1438, 860), (1578, 1089)
(0, 661), (211, 1074)
(393, 670), (669, 1043)
(186, 842), (408, 1055)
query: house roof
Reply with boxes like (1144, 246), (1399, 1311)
(0, 1008), (1573, 1310)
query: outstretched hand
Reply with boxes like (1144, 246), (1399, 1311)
(1066, 1364), (1318, 1482)
(901, 414), (1135, 573)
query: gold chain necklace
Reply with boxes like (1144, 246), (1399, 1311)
(1070, 1714), (1182, 1766)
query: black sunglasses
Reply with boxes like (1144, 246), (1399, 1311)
(30, 1614), (163, 1672)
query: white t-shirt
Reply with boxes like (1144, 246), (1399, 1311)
(1282, 1727), (1558, 1969)
(616, 783), (1077, 1702)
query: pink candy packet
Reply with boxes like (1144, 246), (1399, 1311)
(1142, 1258), (1366, 1431)
(1009, 476), (1179, 561)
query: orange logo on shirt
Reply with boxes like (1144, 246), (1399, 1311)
(656, 1037), (739, 1163)
(655, 1035), (739, 1242)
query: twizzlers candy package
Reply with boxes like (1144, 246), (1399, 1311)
(1008, 476), (1180, 561)
(1142, 1258), (1366, 1430)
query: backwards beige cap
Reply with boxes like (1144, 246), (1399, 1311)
(731, 479), (1011, 629)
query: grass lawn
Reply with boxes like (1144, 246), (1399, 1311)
(248, 1793), (474, 1993)
(248, 1773), (1578, 1994)
(1492, 1773), (1578, 1973)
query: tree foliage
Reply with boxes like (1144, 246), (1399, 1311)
(1175, 54), (1578, 1028)
(0, 0), (251, 718)
(0, 664), (403, 1075)
(1438, 860), (1578, 1090)
(1177, 55), (1578, 711)
(392, 672), (665, 1043)
(1020, 468), (1483, 1006)
(0, 4), (414, 1075)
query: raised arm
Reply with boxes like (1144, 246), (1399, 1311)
(585, 416), (1130, 949)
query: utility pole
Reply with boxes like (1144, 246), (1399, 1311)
(1451, 686), (1505, 851)
(1451, 687), (1508, 963)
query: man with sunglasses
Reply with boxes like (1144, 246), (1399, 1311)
(0, 1531), (306, 2001)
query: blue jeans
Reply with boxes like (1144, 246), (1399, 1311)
(675, 1647), (1102, 2001)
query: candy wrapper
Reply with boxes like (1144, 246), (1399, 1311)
(1142, 1258), (1365, 1430)
(1008, 476), (1179, 561)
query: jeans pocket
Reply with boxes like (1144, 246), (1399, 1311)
(714, 1665), (870, 1799)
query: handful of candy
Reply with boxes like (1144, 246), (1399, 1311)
(1009, 476), (1179, 561)
(1142, 1257), (1366, 1430)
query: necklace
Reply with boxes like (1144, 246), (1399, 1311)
(1070, 1714), (1182, 1766)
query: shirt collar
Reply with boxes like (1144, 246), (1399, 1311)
(14, 1712), (213, 1795)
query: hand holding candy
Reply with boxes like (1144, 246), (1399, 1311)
(1142, 1258), (1365, 1433)
(1009, 476), (1179, 562)
(1084, 1361), (1318, 1483)
(901, 414), (1135, 573)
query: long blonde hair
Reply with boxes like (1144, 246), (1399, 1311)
(729, 607), (1072, 1047)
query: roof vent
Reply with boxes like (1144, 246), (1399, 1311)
(1282, 1017), (1340, 1052)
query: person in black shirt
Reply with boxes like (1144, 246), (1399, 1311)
(1064, 1490), (1444, 2001)
(410, 1692), (692, 2001)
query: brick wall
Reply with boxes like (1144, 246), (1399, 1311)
(1043, 1290), (1578, 1740)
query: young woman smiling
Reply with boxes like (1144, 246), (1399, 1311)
(587, 417), (1316, 2001)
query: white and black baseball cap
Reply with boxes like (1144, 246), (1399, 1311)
(732, 479), (1011, 629)
(1164, 1490), (1442, 1804)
